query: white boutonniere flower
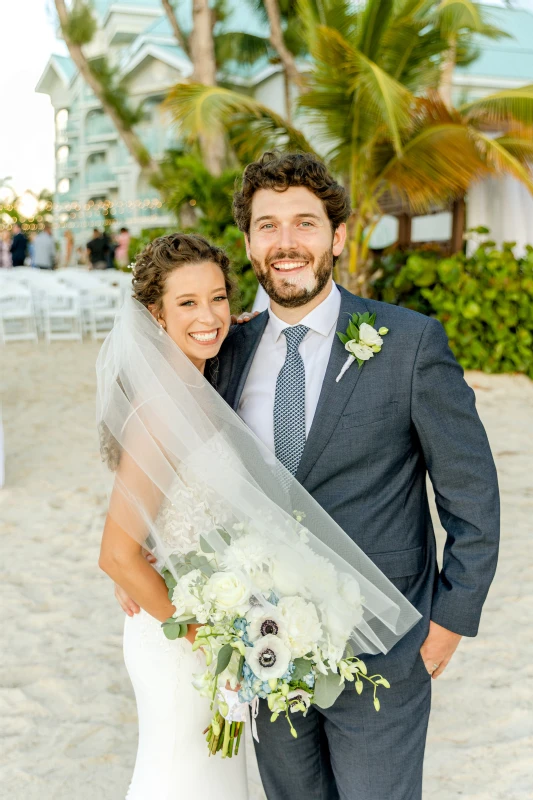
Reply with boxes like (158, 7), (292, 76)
(336, 312), (389, 382)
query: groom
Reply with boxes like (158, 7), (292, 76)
(215, 152), (499, 799)
(116, 151), (499, 798)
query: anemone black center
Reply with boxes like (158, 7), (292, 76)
(261, 619), (279, 636)
(258, 648), (276, 668)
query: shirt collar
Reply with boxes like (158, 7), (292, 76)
(267, 282), (341, 343)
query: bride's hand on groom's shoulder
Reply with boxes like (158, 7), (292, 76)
(420, 620), (462, 679)
(230, 311), (260, 325)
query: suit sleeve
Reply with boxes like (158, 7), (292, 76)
(411, 317), (500, 637)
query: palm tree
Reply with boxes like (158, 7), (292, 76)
(54, 0), (159, 178)
(165, 0), (533, 293)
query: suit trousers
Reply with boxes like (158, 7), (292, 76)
(253, 657), (432, 800)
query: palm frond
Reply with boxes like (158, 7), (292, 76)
(165, 83), (316, 163)
(215, 31), (271, 69)
(376, 121), (488, 213)
(357, 0), (394, 60)
(459, 86), (533, 135)
(470, 131), (533, 193)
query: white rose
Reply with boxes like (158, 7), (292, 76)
(277, 596), (323, 658)
(171, 569), (204, 618)
(223, 532), (270, 575)
(346, 341), (374, 361)
(358, 323), (383, 348)
(205, 571), (250, 612)
(245, 634), (292, 680)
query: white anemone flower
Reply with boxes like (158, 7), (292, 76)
(247, 609), (286, 642)
(245, 634), (292, 681)
(287, 689), (312, 716)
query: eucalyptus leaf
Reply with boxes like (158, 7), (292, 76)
(199, 535), (216, 554)
(215, 643), (233, 676)
(237, 654), (245, 681)
(163, 572), (177, 591)
(218, 528), (232, 546)
(313, 670), (345, 709)
(291, 658), (312, 682)
(162, 620), (187, 640)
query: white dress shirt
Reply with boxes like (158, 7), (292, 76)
(238, 283), (341, 454)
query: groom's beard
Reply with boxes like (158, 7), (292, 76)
(250, 248), (333, 309)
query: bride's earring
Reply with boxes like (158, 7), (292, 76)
(158, 319), (165, 336)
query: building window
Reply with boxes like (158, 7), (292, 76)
(58, 178), (70, 194)
(57, 145), (69, 163)
(56, 109), (68, 131)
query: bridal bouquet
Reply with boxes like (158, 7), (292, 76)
(160, 515), (391, 758)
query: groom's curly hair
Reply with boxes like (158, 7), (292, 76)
(233, 151), (351, 234)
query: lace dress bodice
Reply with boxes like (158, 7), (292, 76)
(152, 467), (231, 562)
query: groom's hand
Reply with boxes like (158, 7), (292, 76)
(420, 620), (462, 679)
(114, 548), (157, 615)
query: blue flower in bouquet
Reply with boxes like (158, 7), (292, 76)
(302, 671), (315, 689)
(233, 616), (253, 647)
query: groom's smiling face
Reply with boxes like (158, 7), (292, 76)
(245, 186), (346, 309)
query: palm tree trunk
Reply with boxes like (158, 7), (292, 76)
(161, 0), (189, 55)
(439, 37), (456, 110)
(190, 0), (224, 176)
(263, 0), (306, 91)
(54, 0), (159, 179)
(283, 70), (293, 124)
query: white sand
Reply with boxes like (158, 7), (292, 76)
(0, 342), (531, 799)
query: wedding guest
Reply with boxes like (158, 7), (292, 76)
(10, 223), (27, 266)
(86, 228), (107, 270)
(33, 224), (56, 270)
(115, 226), (130, 268)
(63, 230), (74, 268)
(0, 231), (12, 268)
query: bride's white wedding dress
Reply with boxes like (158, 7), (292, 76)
(122, 472), (250, 799)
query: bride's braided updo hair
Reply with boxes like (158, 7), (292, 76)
(100, 233), (235, 470)
(132, 232), (235, 314)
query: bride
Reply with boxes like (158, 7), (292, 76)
(97, 233), (420, 799)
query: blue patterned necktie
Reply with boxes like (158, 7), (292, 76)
(273, 325), (310, 475)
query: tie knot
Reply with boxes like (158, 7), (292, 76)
(283, 325), (309, 352)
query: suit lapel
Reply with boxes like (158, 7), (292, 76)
(226, 311), (269, 411)
(296, 287), (369, 485)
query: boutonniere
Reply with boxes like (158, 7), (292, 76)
(335, 312), (389, 383)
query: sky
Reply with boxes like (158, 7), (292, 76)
(0, 1), (65, 198)
(1, 0), (533, 200)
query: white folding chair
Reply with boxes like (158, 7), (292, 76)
(42, 286), (83, 343)
(87, 285), (122, 340)
(0, 284), (39, 344)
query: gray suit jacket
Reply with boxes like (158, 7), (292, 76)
(215, 285), (500, 681)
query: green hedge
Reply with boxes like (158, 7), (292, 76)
(372, 241), (533, 379)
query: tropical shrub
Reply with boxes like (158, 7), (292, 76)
(372, 241), (533, 378)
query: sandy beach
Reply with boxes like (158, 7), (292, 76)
(0, 341), (531, 799)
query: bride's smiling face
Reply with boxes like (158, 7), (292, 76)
(153, 260), (231, 371)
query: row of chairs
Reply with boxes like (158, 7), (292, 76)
(0, 268), (131, 345)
